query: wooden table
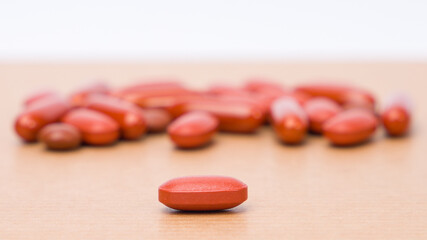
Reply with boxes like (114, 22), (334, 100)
(1, 62), (426, 239)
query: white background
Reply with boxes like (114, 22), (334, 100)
(1, 0), (427, 61)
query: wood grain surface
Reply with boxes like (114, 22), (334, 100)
(0, 62), (426, 239)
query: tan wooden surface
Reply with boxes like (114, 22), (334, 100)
(0, 62), (426, 239)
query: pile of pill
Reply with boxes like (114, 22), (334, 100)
(14, 79), (412, 211)
(15, 79), (412, 150)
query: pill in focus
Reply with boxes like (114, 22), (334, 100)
(158, 176), (248, 211)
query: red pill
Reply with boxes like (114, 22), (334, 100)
(113, 83), (199, 110)
(381, 94), (411, 136)
(270, 97), (308, 144)
(38, 123), (82, 150)
(207, 84), (252, 96)
(23, 89), (59, 107)
(142, 108), (172, 133)
(62, 108), (119, 145)
(323, 109), (378, 146)
(70, 82), (110, 107)
(207, 84), (271, 103)
(113, 80), (183, 96)
(159, 176), (248, 211)
(244, 78), (287, 96)
(168, 111), (218, 148)
(295, 83), (375, 110)
(286, 91), (312, 106)
(170, 97), (264, 133)
(244, 79), (311, 109)
(15, 97), (71, 142)
(207, 85), (272, 115)
(85, 95), (146, 140)
(304, 97), (342, 133)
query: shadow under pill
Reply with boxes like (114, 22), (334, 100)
(161, 205), (247, 215)
(82, 140), (120, 148)
(173, 141), (216, 151)
(327, 138), (375, 149)
(274, 138), (308, 148)
(41, 146), (81, 153)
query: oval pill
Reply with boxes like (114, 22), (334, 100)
(114, 83), (199, 110)
(323, 109), (378, 146)
(304, 97), (342, 133)
(23, 89), (59, 107)
(86, 95), (146, 140)
(168, 111), (218, 148)
(381, 93), (411, 136)
(270, 96), (308, 144)
(142, 108), (172, 133)
(38, 123), (82, 150)
(70, 82), (110, 107)
(61, 108), (119, 145)
(244, 78), (287, 96)
(170, 97), (264, 133)
(295, 83), (375, 110)
(159, 176), (248, 211)
(15, 97), (71, 142)
(112, 80), (183, 97)
(207, 85), (271, 113)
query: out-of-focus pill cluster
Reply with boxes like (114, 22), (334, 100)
(14, 78), (412, 150)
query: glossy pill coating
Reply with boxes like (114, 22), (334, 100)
(159, 176), (248, 211)
(243, 79), (311, 110)
(85, 95), (146, 140)
(114, 83), (199, 110)
(23, 89), (59, 107)
(323, 109), (378, 146)
(15, 97), (71, 142)
(243, 78), (287, 96)
(142, 108), (172, 133)
(69, 82), (110, 107)
(381, 94), (411, 136)
(38, 123), (82, 150)
(304, 97), (342, 133)
(208, 84), (254, 96)
(61, 108), (119, 145)
(295, 83), (375, 110)
(113, 80), (183, 96)
(270, 97), (308, 144)
(170, 97), (264, 133)
(168, 111), (218, 148)
(206, 86), (272, 118)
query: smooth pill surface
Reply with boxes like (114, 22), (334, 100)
(244, 78), (287, 96)
(207, 85), (271, 113)
(381, 94), (411, 136)
(115, 85), (199, 110)
(208, 84), (254, 96)
(23, 89), (59, 107)
(86, 95), (146, 140)
(113, 80), (183, 96)
(170, 98), (264, 133)
(61, 108), (119, 145)
(70, 82), (110, 107)
(142, 108), (172, 133)
(38, 123), (82, 150)
(323, 109), (378, 146)
(304, 97), (342, 133)
(159, 176), (248, 211)
(168, 111), (218, 148)
(295, 83), (375, 110)
(285, 91), (312, 106)
(270, 97), (308, 144)
(15, 97), (71, 142)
